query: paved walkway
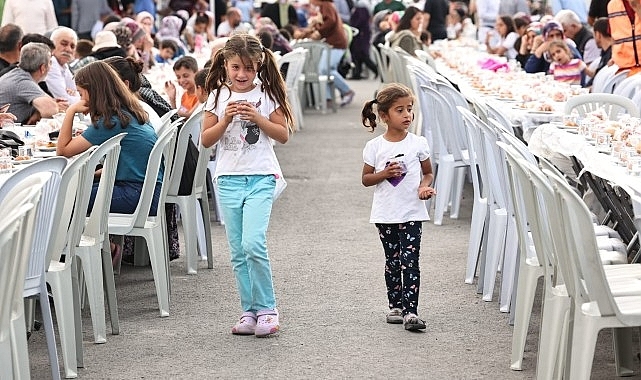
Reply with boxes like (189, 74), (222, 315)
(29, 78), (637, 379)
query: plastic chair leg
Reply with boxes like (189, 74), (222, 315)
(613, 328), (636, 376)
(449, 168), (466, 219)
(143, 229), (170, 317)
(179, 197), (199, 275)
(70, 260), (84, 368)
(465, 198), (487, 284)
(78, 247), (107, 344)
(433, 158), (455, 225)
(100, 242), (119, 336)
(199, 191), (214, 269)
(568, 314), (600, 380)
(49, 271), (78, 378)
(499, 220), (519, 312)
(536, 292), (570, 380)
(510, 263), (543, 370)
(10, 312), (32, 379)
(318, 81), (327, 113)
(482, 208), (507, 302)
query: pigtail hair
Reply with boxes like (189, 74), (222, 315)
(204, 49), (230, 109)
(361, 100), (378, 132)
(259, 48), (295, 133)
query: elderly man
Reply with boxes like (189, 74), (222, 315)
(216, 8), (244, 37)
(46, 27), (80, 104)
(0, 43), (62, 124)
(555, 9), (601, 65)
(0, 24), (22, 72)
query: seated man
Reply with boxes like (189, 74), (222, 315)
(555, 9), (601, 65)
(46, 26), (80, 104)
(0, 42), (62, 124)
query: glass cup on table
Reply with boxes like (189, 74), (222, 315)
(628, 156), (641, 176)
(0, 147), (13, 171)
(595, 132), (611, 151)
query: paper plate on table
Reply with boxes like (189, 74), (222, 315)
(12, 158), (37, 165)
(37, 147), (57, 152)
(527, 110), (555, 114)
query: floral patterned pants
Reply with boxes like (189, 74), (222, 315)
(375, 221), (422, 316)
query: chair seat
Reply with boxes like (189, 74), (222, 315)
(108, 214), (160, 234)
(582, 296), (641, 316)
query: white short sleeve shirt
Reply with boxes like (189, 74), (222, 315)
(363, 132), (431, 224)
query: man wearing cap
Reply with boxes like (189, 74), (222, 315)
(608, 0), (641, 76)
(555, 9), (600, 65)
(524, 20), (582, 74)
(46, 27), (80, 105)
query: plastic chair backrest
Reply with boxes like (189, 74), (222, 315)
(83, 133), (126, 239)
(414, 49), (437, 70)
(193, 141), (214, 197)
(458, 106), (489, 200)
(295, 40), (332, 83)
(166, 107), (204, 197)
(564, 93), (640, 119)
(421, 85), (467, 162)
(545, 170), (618, 317)
(372, 45), (389, 83)
(0, 202), (35, 345)
(612, 72), (641, 99)
(498, 131), (537, 165)
(278, 48), (307, 89)
(47, 147), (96, 262)
(591, 63), (622, 93)
(159, 109), (178, 127)
(130, 126), (177, 228)
(0, 157), (67, 296)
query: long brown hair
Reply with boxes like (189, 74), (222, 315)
(74, 61), (149, 129)
(204, 33), (294, 131)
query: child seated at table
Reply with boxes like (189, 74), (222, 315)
(547, 40), (594, 85)
(155, 39), (179, 64)
(164, 56), (200, 118)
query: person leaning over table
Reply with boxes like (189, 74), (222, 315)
(524, 20), (582, 75)
(0, 42), (66, 125)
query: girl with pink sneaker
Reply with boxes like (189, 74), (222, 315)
(360, 83), (435, 331)
(201, 34), (294, 337)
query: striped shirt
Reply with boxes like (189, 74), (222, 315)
(549, 58), (586, 85)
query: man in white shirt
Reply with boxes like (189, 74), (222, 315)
(1, 0), (58, 35)
(217, 8), (252, 37)
(46, 27), (80, 105)
(555, 9), (601, 65)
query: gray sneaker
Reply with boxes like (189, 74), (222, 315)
(386, 308), (403, 324)
(403, 313), (426, 331)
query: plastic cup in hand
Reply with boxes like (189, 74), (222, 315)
(385, 156), (407, 187)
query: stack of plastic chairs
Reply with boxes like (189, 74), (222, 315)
(0, 173), (50, 379)
(294, 40), (336, 113)
(278, 48), (307, 130)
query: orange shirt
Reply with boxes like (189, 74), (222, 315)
(180, 92), (199, 113)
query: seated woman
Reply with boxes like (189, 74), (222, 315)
(388, 7), (424, 57)
(485, 15), (519, 60)
(56, 61), (161, 216)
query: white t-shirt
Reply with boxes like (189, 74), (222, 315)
(204, 85), (282, 178)
(363, 132), (431, 224)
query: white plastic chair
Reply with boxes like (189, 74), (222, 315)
(165, 108), (214, 274)
(75, 133), (126, 346)
(591, 63), (627, 93)
(0, 174), (48, 380)
(278, 48), (307, 131)
(0, 202), (36, 380)
(564, 93), (640, 119)
(45, 147), (95, 373)
(420, 85), (470, 226)
(159, 109), (178, 127)
(109, 126), (178, 317)
(547, 171), (641, 379)
(612, 72), (641, 99)
(371, 46), (388, 83)
(294, 40), (336, 113)
(0, 158), (68, 378)
(414, 49), (437, 70)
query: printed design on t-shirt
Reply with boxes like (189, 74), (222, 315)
(385, 153), (407, 187)
(239, 98), (262, 149)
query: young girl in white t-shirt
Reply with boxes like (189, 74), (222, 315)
(201, 34), (294, 338)
(361, 83), (436, 331)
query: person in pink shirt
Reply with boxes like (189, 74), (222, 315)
(547, 40), (594, 85)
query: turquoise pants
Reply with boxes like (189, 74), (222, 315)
(217, 174), (276, 312)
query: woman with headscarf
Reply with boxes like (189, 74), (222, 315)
(525, 20), (582, 74)
(155, 15), (189, 58)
